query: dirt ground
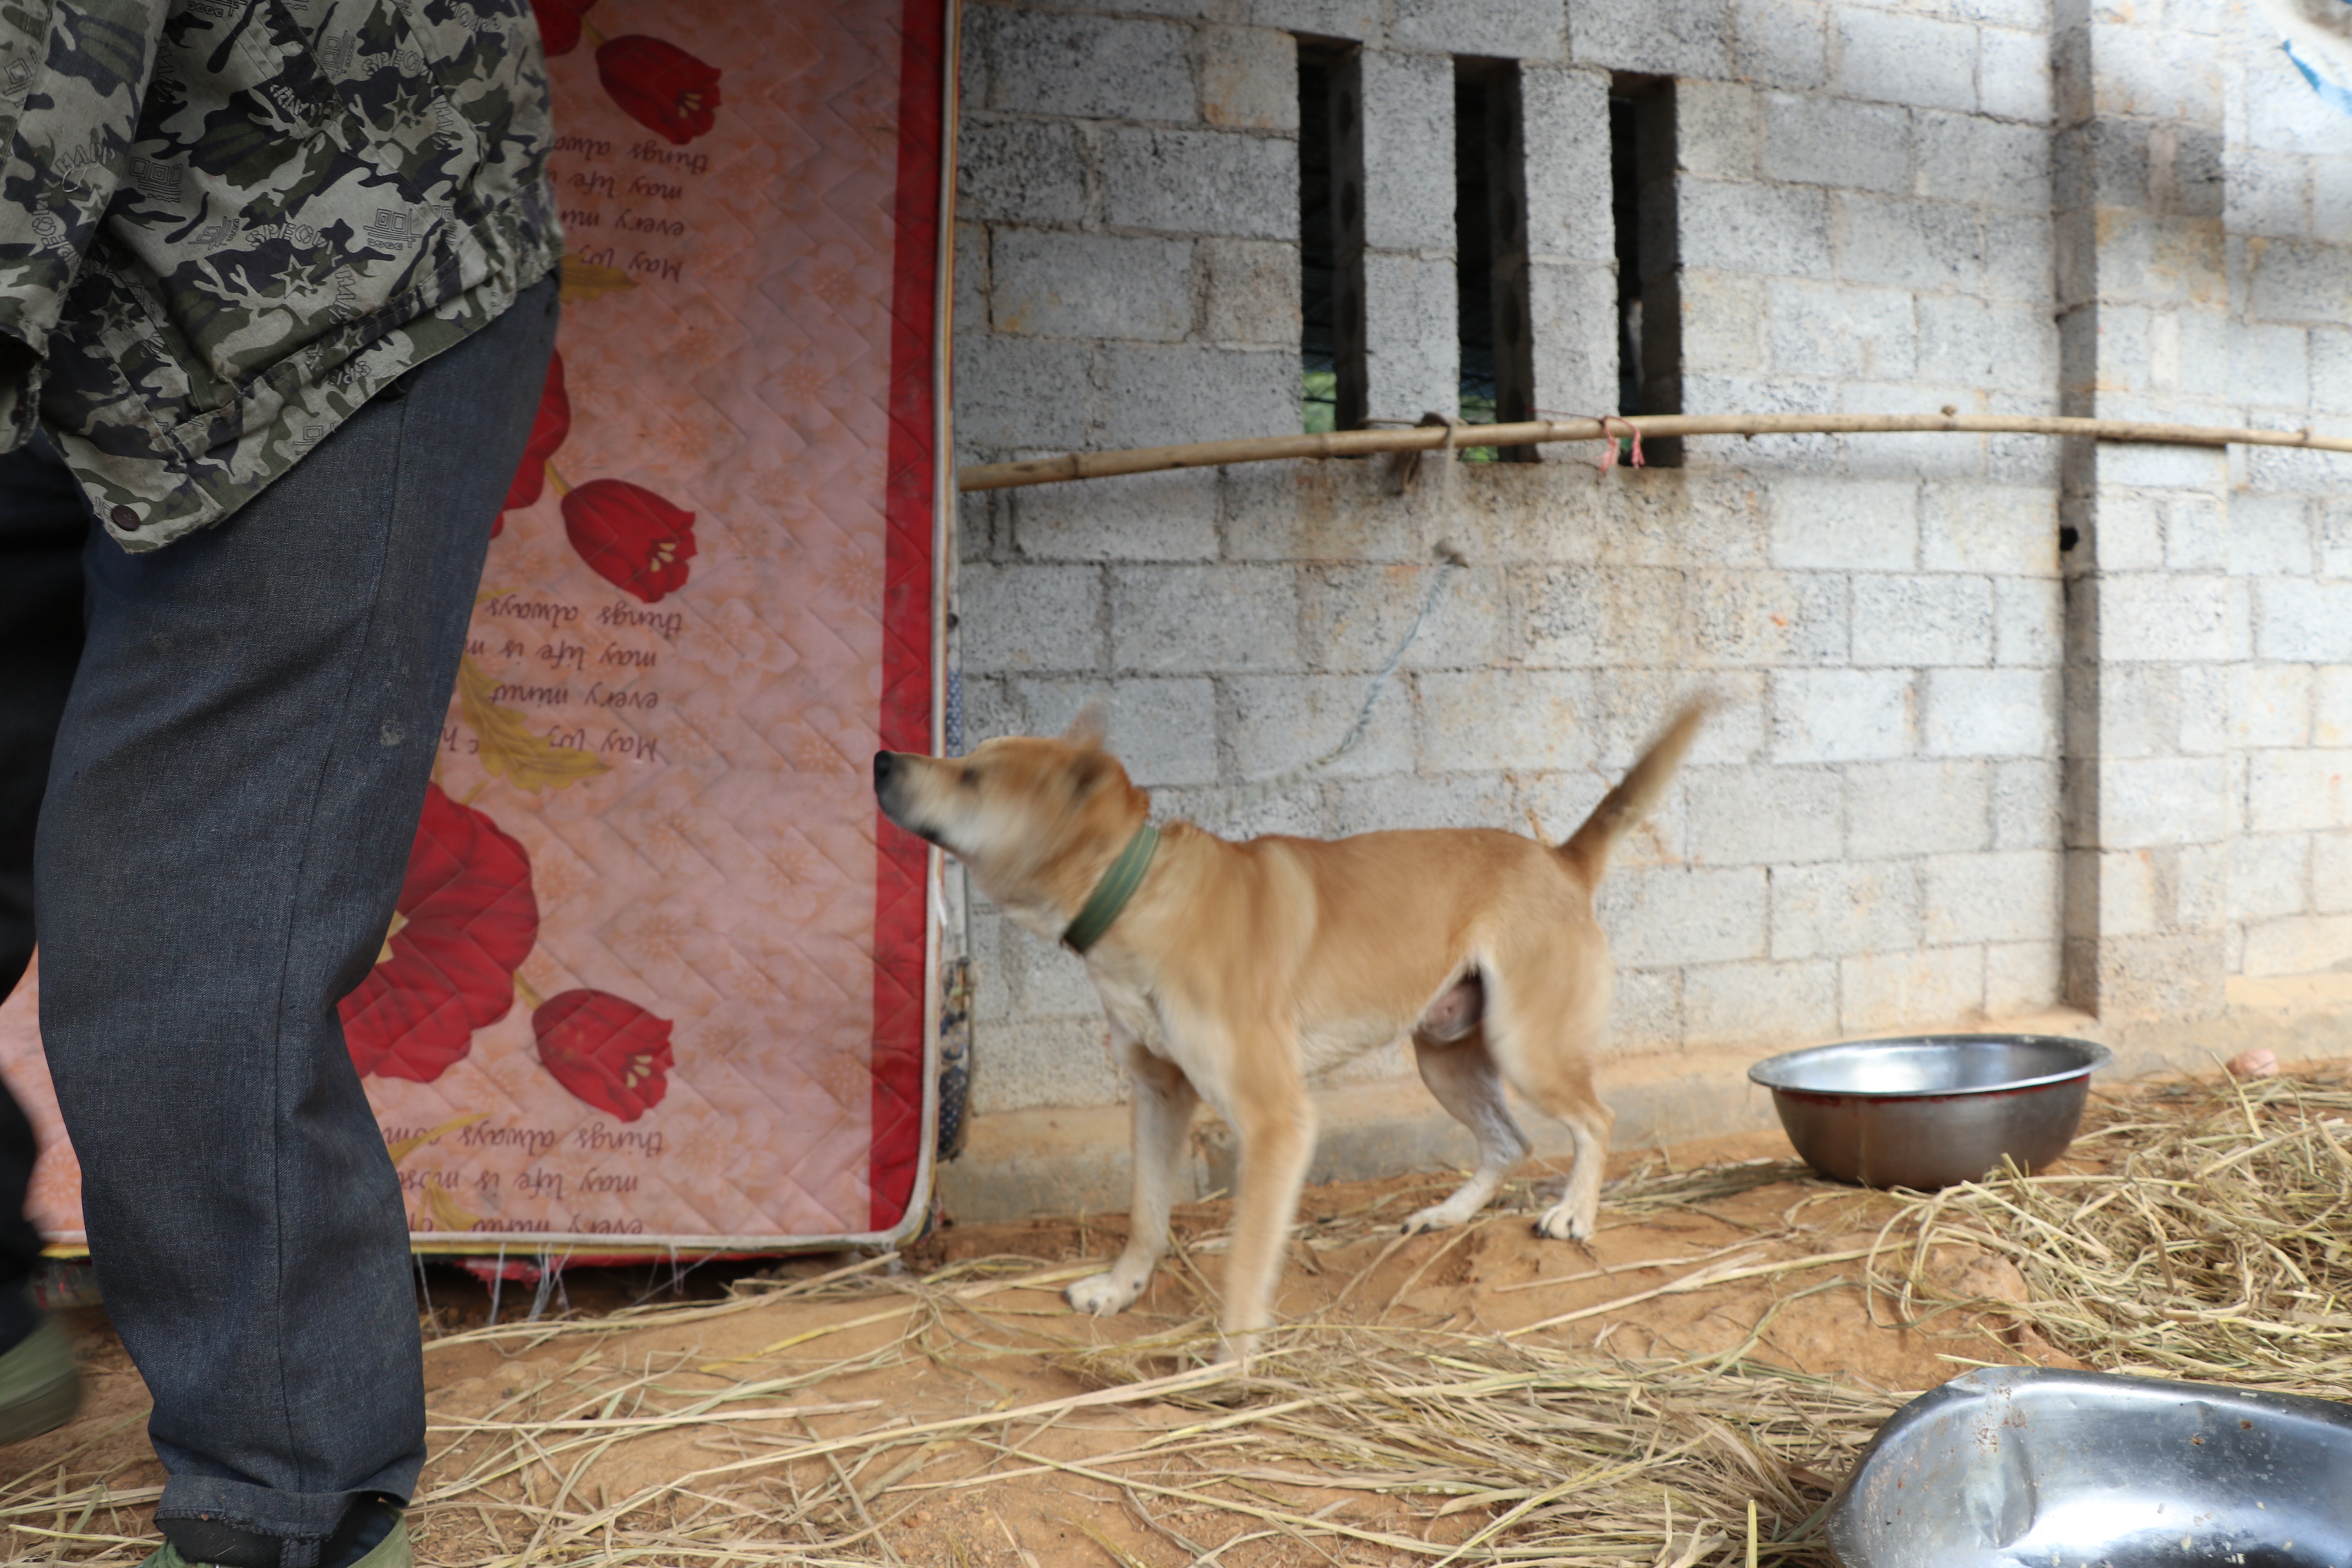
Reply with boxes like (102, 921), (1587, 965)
(1, 1129), (2058, 1566)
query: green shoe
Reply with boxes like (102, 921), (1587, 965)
(0, 1314), (78, 1446)
(140, 1517), (412, 1568)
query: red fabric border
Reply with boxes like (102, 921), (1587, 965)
(869, 0), (947, 1230)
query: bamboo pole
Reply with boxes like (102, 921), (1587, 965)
(956, 411), (2352, 492)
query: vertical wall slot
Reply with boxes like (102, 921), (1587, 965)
(1298, 41), (1365, 435)
(1612, 78), (1680, 465)
(1455, 59), (1534, 461)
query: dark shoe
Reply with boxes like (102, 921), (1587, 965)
(141, 1515), (410, 1568)
(0, 1314), (78, 1445)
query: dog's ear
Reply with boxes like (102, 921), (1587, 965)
(1067, 749), (1110, 795)
(1060, 698), (1108, 751)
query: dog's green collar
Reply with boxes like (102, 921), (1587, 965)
(1062, 822), (1160, 954)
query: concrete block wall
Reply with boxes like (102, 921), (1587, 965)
(948, 0), (2352, 1129)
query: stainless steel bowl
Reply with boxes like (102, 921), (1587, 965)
(1829, 1366), (2352, 1567)
(1746, 1034), (2111, 1190)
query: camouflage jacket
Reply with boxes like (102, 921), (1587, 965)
(0, 0), (561, 550)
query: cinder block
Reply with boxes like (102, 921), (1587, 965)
(1836, 8), (1977, 112)
(1921, 850), (2059, 945)
(1771, 860), (1921, 959)
(1690, 570), (1849, 668)
(1764, 91), (1909, 191)
(1521, 65), (1615, 263)
(1991, 759), (2059, 850)
(2162, 492), (2227, 573)
(1012, 468), (1220, 563)
(2247, 238), (2349, 327)
(1921, 486), (2057, 578)
(2099, 754), (2231, 847)
(1361, 50), (1455, 252)
(1681, 269), (1772, 376)
(999, 910), (1107, 1017)
(2220, 494), (2314, 581)
(1516, 771), (1687, 867)
(1109, 564), (1299, 672)
(1161, 777), (1330, 842)
(2318, 665), (2352, 746)
(2089, 489), (2166, 573)
(1852, 575), (1995, 667)
(1598, 864), (1770, 967)
(1732, 0), (1829, 89)
(1922, 668), (2058, 757)
(1221, 460), (1426, 564)
(1528, 263), (1621, 418)
(1847, 759), (1993, 857)
(1096, 343), (1299, 452)
(1326, 771), (1515, 835)
(2247, 750), (2352, 835)
(2089, 26), (2222, 127)
(1682, 959), (1838, 1046)
(1103, 129), (1298, 240)
(1984, 940), (2061, 1015)
(1977, 25), (2054, 123)
(2254, 578), (2352, 662)
(2094, 440), (2226, 493)
(2099, 573), (2232, 662)
(969, 1017), (1123, 1114)
(1911, 111), (2049, 210)
(956, 117), (1089, 226)
(2239, 914), (2352, 978)
(2231, 662), (2313, 749)
(1242, 0), (1378, 38)
(1917, 297), (2057, 394)
(2315, 831), (2352, 913)
(955, 222), (989, 346)
(991, 230), (1192, 342)
(1767, 476), (1918, 570)
(1679, 178), (1835, 280)
(1364, 252), (1461, 424)
(1836, 379), (1993, 485)
(1840, 946), (1986, 1032)
(1608, 968), (1684, 1052)
(1685, 764), (1843, 864)
(1680, 80), (1765, 182)
(2322, 500), (2352, 579)
(2311, 326), (2352, 413)
(1227, 675), (1415, 782)
(2068, 845), (2158, 938)
(1198, 27), (1298, 132)
(2078, 661), (2178, 762)
(1835, 194), (1984, 293)
(1589, 668), (1768, 767)
(955, 335), (1091, 454)
(1569, 0), (1731, 77)
(1679, 374), (1843, 474)
(2178, 662), (2230, 756)
(2229, 150), (2313, 241)
(1012, 677), (1222, 788)
(1202, 239), (1302, 346)
(1299, 563), (1508, 673)
(1768, 280), (1916, 380)
(1980, 211), (2053, 303)
(1771, 670), (1913, 763)
(1517, 566), (1691, 668)
(987, 11), (1196, 122)
(2231, 322), (2312, 411)
(960, 563), (1103, 674)
(2230, 831), (2311, 922)
(1389, 0), (1565, 58)
(1417, 670), (1603, 772)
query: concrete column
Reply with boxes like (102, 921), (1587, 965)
(1359, 49), (1458, 421)
(2054, 0), (2234, 1023)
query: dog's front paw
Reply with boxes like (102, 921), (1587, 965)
(1533, 1200), (1596, 1243)
(1401, 1200), (1471, 1235)
(1065, 1270), (1145, 1317)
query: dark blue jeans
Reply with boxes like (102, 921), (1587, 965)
(0, 275), (558, 1550)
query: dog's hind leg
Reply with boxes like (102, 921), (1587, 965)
(1524, 1062), (1614, 1241)
(1483, 942), (1617, 1242)
(1067, 1031), (1199, 1318)
(1403, 1031), (1531, 1234)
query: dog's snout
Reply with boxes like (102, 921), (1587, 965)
(872, 750), (893, 790)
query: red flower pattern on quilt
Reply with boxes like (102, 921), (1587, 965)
(341, 785), (539, 1082)
(497, 352), (572, 532)
(528, 0), (598, 56)
(561, 477), (696, 602)
(596, 36), (722, 145)
(534, 989), (675, 1121)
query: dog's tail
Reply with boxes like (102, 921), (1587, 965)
(1557, 698), (1713, 884)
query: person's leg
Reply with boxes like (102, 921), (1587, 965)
(34, 276), (559, 1560)
(0, 438), (93, 1439)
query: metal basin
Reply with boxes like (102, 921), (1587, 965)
(1830, 1366), (2352, 1567)
(1746, 1034), (2111, 1190)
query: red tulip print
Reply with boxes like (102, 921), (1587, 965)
(528, 0), (598, 56)
(561, 477), (695, 602)
(596, 35), (721, 146)
(341, 784), (539, 1083)
(497, 351), (571, 531)
(534, 989), (674, 1121)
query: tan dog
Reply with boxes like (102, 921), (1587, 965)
(874, 698), (1709, 1357)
